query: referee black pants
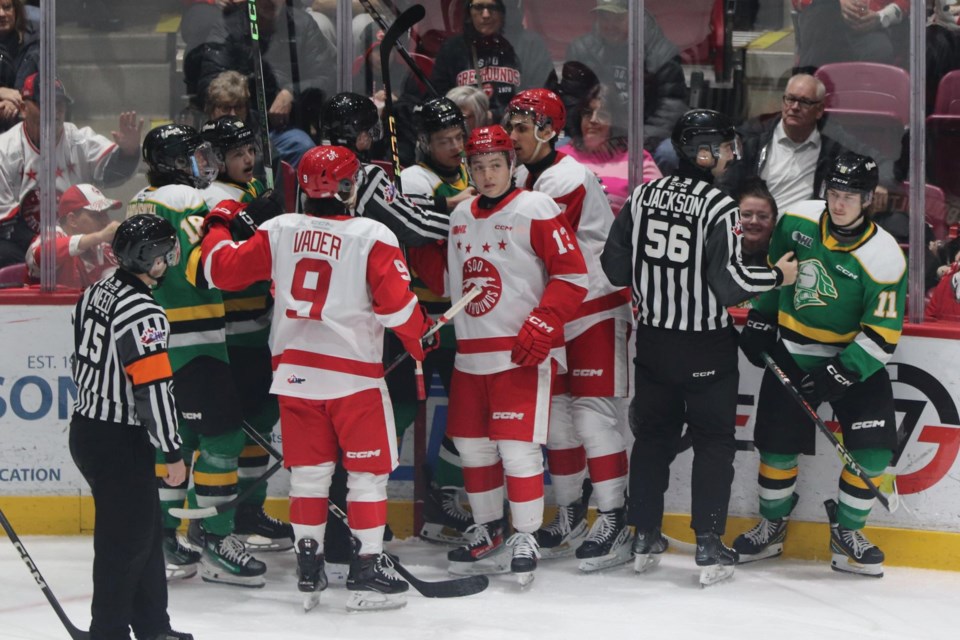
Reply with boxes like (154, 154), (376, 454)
(69, 415), (170, 640)
(627, 325), (739, 535)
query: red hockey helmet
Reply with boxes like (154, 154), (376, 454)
(507, 88), (566, 133)
(298, 145), (362, 201)
(465, 125), (514, 160)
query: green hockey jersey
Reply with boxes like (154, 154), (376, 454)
(128, 184), (226, 370)
(753, 200), (906, 380)
(202, 178), (272, 349)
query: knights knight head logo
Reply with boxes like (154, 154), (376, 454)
(794, 259), (838, 309)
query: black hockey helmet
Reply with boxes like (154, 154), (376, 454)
(671, 109), (740, 166)
(142, 124), (219, 189)
(413, 97), (466, 137)
(112, 214), (180, 275)
(200, 116), (257, 163)
(823, 152), (879, 195)
(321, 92), (382, 149)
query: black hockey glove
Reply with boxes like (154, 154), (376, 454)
(739, 309), (778, 368)
(245, 189), (285, 226)
(799, 357), (860, 405)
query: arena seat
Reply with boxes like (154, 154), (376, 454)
(926, 114), (960, 201)
(281, 160), (298, 213)
(934, 69), (960, 115)
(815, 62), (910, 124)
(0, 263), (26, 287)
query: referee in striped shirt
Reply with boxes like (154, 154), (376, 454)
(601, 110), (797, 581)
(69, 214), (193, 640)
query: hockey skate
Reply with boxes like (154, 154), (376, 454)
(296, 538), (327, 612)
(143, 629), (194, 640)
(200, 533), (267, 588)
(345, 552), (409, 611)
(420, 486), (475, 545)
(576, 508), (634, 572)
(234, 504), (295, 552)
(447, 518), (511, 576)
(695, 533), (738, 587)
(506, 531), (540, 587)
(162, 529), (199, 581)
(534, 499), (588, 559)
(825, 499), (884, 577)
(631, 528), (668, 574)
(183, 519), (204, 553)
(733, 494), (799, 564)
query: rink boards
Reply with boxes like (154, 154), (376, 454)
(1, 298), (959, 570)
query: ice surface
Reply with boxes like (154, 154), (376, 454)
(1, 535), (956, 640)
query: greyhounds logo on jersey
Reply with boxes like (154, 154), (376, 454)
(462, 257), (502, 317)
(383, 182), (397, 204)
(287, 373), (306, 384)
(794, 259), (838, 309)
(139, 327), (166, 345)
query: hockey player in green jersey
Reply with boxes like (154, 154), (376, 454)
(397, 97), (478, 544)
(131, 124), (267, 587)
(738, 152), (906, 577)
(198, 116), (293, 553)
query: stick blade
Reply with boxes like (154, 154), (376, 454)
(381, 3), (426, 49)
(392, 559), (489, 598)
(168, 506), (218, 520)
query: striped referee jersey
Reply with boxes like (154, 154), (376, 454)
(355, 163), (450, 247)
(72, 269), (182, 460)
(602, 175), (782, 332)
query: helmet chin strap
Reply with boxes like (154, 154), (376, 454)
(532, 126), (555, 160)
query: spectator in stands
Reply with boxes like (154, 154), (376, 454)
(205, 69), (250, 123)
(25, 183), (120, 288)
(718, 73), (854, 211)
(796, 0), (908, 72)
(446, 85), (492, 134)
(562, 83), (661, 213)
(429, 0), (554, 121)
(199, 0), (336, 166)
(736, 178), (778, 268)
(566, 0), (688, 172)
(0, 0), (38, 131)
(924, 240), (960, 322)
(545, 60), (599, 146)
(0, 73), (142, 268)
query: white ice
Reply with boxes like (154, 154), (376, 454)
(1, 535), (956, 640)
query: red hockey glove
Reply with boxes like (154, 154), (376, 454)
(202, 199), (259, 240)
(400, 309), (437, 362)
(511, 308), (560, 367)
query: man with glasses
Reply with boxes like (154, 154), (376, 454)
(719, 73), (854, 211)
(429, 0), (553, 121)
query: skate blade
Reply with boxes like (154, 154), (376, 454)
(302, 592), (320, 612)
(632, 553), (662, 574)
(420, 522), (470, 545)
(236, 533), (294, 552)
(537, 521), (588, 560)
(514, 571), (535, 588)
(165, 563), (198, 581)
(448, 549), (511, 576)
(830, 553), (884, 577)
(699, 564), (735, 587)
(345, 591), (407, 612)
(199, 563), (266, 589)
(578, 544), (634, 573)
(736, 544), (783, 564)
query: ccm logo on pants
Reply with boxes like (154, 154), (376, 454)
(345, 449), (382, 459)
(492, 412), (525, 420)
(850, 420), (884, 430)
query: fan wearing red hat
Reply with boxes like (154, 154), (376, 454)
(409, 125), (588, 585)
(25, 183), (121, 289)
(0, 72), (143, 268)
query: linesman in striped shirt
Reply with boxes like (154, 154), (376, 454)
(69, 214), (193, 640)
(601, 109), (797, 587)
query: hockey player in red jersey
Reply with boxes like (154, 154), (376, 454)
(410, 125), (589, 586)
(200, 145), (436, 611)
(506, 89), (632, 570)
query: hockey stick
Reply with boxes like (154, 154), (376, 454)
(247, 0), (275, 189)
(760, 352), (898, 512)
(359, 0), (438, 97)
(0, 507), (90, 640)
(380, 4), (426, 181)
(328, 502), (489, 598)
(384, 285), (482, 377)
(237, 424), (490, 598)
(168, 452), (284, 520)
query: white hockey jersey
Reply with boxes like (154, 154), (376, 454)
(0, 122), (118, 224)
(445, 188), (589, 375)
(202, 213), (424, 400)
(515, 152), (632, 340)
